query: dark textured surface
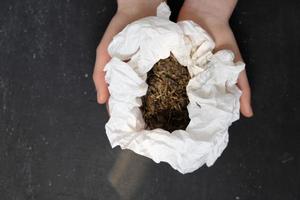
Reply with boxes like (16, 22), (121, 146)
(0, 0), (299, 200)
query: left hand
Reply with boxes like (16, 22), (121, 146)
(178, 0), (253, 117)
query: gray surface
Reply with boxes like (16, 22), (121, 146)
(0, 0), (299, 199)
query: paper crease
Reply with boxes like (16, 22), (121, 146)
(104, 2), (244, 174)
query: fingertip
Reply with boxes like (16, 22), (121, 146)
(240, 102), (254, 118)
(242, 110), (254, 118)
(97, 93), (108, 104)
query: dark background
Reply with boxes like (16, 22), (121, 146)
(0, 0), (299, 199)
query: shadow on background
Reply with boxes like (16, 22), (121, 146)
(108, 150), (154, 200)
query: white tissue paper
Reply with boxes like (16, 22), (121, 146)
(104, 2), (245, 174)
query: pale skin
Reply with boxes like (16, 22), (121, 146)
(93, 0), (254, 117)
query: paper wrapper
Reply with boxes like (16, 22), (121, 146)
(104, 2), (245, 174)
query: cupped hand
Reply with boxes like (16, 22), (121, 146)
(94, 0), (253, 117)
(93, 0), (163, 105)
(178, 0), (254, 117)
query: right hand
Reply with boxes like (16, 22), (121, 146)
(93, 0), (163, 105)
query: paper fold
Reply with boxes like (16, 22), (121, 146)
(104, 2), (244, 174)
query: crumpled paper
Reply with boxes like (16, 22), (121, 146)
(104, 2), (245, 174)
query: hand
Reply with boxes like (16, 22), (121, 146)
(178, 0), (254, 117)
(93, 0), (163, 105)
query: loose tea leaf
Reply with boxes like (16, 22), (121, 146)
(141, 54), (191, 132)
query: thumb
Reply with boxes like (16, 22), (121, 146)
(93, 70), (109, 104)
(237, 70), (254, 117)
(93, 47), (110, 104)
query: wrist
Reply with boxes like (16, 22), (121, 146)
(179, 0), (238, 26)
(117, 0), (162, 18)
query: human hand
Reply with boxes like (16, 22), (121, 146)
(94, 0), (253, 117)
(178, 0), (254, 117)
(93, 0), (163, 106)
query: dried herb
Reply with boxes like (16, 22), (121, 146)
(141, 54), (191, 132)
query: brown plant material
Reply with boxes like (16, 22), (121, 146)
(141, 54), (191, 132)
